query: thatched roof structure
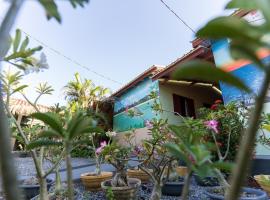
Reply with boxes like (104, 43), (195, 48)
(8, 98), (50, 116)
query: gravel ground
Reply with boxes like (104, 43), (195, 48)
(7, 158), (270, 200)
(15, 157), (93, 176)
(75, 179), (211, 200)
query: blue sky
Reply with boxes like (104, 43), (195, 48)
(0, 0), (229, 106)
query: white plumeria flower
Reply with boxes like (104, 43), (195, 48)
(37, 53), (49, 70)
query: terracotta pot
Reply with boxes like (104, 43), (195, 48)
(163, 166), (188, 177)
(254, 175), (270, 195)
(80, 172), (113, 191)
(175, 166), (188, 176)
(127, 169), (150, 183)
(101, 178), (141, 200)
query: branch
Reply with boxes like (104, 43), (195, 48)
(0, 1), (24, 199)
(226, 69), (270, 199)
(43, 150), (65, 178)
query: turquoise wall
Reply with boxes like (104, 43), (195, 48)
(113, 78), (160, 132)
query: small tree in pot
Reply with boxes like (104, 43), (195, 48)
(100, 142), (141, 200)
(80, 131), (116, 191)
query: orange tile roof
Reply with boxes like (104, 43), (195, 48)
(111, 65), (164, 97)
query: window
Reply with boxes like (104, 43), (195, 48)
(173, 94), (195, 118)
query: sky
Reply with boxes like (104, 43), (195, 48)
(0, 0), (230, 106)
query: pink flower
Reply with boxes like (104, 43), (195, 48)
(95, 147), (103, 155)
(100, 141), (107, 147)
(145, 120), (153, 129)
(95, 141), (107, 155)
(204, 120), (219, 134)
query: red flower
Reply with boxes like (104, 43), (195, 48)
(215, 100), (223, 104)
(211, 104), (217, 110)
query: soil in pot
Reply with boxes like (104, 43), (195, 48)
(194, 174), (219, 187)
(162, 177), (184, 196)
(205, 186), (268, 200)
(20, 177), (53, 199)
(81, 172), (113, 191)
(101, 178), (141, 200)
(127, 169), (150, 183)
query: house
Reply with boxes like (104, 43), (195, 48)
(111, 42), (221, 144)
(209, 9), (270, 157)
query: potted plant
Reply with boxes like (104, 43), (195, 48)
(100, 142), (141, 200)
(19, 177), (53, 200)
(166, 109), (268, 200)
(132, 118), (178, 200)
(161, 160), (185, 196)
(80, 131), (115, 191)
(254, 175), (270, 195)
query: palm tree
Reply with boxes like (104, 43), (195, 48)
(63, 72), (111, 111)
(28, 111), (98, 200)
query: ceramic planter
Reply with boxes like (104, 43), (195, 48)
(19, 178), (53, 199)
(80, 172), (113, 191)
(162, 181), (184, 196)
(127, 169), (150, 183)
(254, 175), (270, 195)
(101, 178), (141, 200)
(204, 186), (268, 200)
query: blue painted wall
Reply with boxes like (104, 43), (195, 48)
(113, 78), (160, 132)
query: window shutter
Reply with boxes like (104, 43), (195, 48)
(173, 94), (181, 115)
(187, 98), (196, 118)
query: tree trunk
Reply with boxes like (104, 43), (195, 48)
(39, 177), (49, 200)
(65, 143), (74, 200)
(95, 158), (101, 175)
(181, 170), (192, 200)
(0, 0), (24, 199)
(150, 183), (162, 200)
(55, 168), (62, 195)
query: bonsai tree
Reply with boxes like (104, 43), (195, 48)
(27, 111), (98, 200)
(129, 118), (177, 200)
(89, 131), (116, 176)
(101, 141), (132, 187)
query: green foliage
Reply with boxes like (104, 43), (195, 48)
(38, 0), (89, 23)
(172, 60), (251, 93)
(199, 102), (247, 161)
(106, 187), (115, 200)
(0, 70), (28, 97)
(27, 111), (98, 150)
(64, 72), (111, 111)
(3, 29), (49, 73)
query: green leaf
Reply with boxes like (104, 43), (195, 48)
(172, 60), (251, 93)
(226, 0), (270, 27)
(211, 161), (234, 172)
(230, 41), (265, 70)
(38, 130), (62, 138)
(19, 36), (29, 51)
(197, 16), (264, 47)
(11, 85), (28, 95)
(70, 0), (89, 8)
(31, 112), (63, 135)
(38, 0), (61, 23)
(13, 29), (21, 52)
(27, 139), (63, 150)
